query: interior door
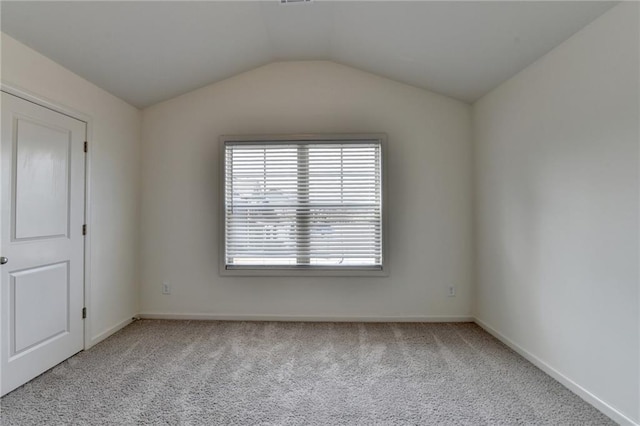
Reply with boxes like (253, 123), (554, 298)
(1, 91), (86, 396)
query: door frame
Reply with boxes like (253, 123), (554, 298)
(1, 82), (94, 351)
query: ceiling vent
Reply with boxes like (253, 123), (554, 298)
(280, 0), (312, 4)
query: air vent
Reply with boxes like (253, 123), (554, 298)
(280, 0), (312, 4)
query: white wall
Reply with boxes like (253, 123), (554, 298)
(1, 33), (142, 346)
(140, 61), (472, 320)
(473, 3), (639, 424)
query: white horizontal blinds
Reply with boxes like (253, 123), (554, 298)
(225, 144), (299, 266)
(225, 140), (382, 268)
(306, 144), (381, 266)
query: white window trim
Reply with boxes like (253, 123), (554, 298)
(219, 133), (389, 277)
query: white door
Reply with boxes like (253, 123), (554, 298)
(1, 92), (86, 396)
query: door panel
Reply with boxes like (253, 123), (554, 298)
(1, 92), (85, 396)
(12, 262), (69, 354)
(14, 117), (71, 240)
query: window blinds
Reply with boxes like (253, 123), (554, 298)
(224, 140), (383, 269)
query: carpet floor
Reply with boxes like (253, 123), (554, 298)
(1, 320), (613, 425)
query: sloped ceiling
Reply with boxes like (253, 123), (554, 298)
(1, 1), (617, 108)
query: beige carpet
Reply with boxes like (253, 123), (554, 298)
(1, 320), (613, 425)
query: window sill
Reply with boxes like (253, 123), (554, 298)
(220, 265), (389, 277)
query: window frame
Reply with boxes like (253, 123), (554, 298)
(219, 133), (389, 277)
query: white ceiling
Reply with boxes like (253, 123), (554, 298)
(1, 1), (617, 108)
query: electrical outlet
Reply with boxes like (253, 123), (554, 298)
(162, 282), (171, 295)
(448, 286), (456, 297)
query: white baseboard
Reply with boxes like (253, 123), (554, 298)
(474, 317), (639, 426)
(88, 317), (134, 349)
(138, 312), (474, 323)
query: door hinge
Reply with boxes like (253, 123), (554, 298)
(84, 141), (88, 153)
(82, 224), (87, 235)
(82, 307), (87, 319)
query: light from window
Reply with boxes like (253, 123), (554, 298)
(221, 135), (386, 274)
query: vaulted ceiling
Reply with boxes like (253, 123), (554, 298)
(1, 1), (616, 108)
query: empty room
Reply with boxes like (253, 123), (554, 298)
(0, 1), (638, 424)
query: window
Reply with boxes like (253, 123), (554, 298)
(220, 134), (387, 276)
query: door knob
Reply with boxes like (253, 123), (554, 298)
(0, 257), (8, 265)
